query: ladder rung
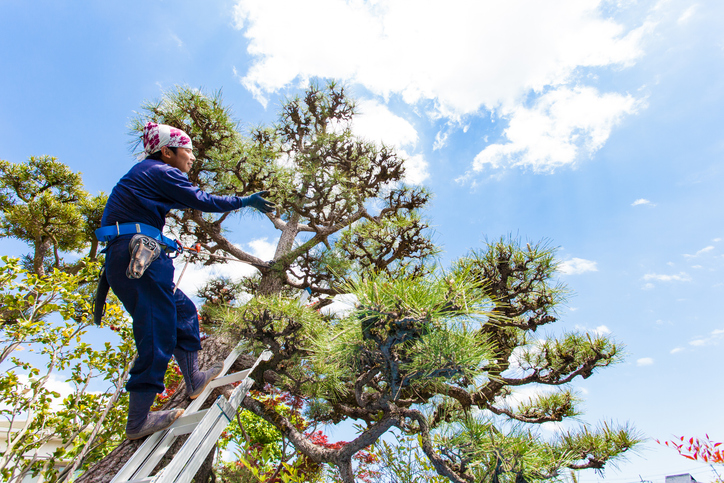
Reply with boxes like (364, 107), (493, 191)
(206, 368), (251, 389)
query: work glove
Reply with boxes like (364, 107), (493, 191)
(241, 190), (275, 214)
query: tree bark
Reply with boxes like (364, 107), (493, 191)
(76, 335), (253, 483)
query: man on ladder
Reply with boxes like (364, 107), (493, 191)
(95, 122), (274, 440)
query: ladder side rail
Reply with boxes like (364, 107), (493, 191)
(130, 408), (213, 480)
(111, 345), (265, 483)
(161, 378), (255, 483)
(111, 426), (181, 483)
(155, 394), (238, 483)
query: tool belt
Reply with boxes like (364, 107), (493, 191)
(92, 223), (181, 325)
(95, 222), (182, 254)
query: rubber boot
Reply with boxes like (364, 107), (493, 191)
(125, 392), (184, 440)
(173, 349), (224, 399)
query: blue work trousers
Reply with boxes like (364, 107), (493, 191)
(105, 236), (202, 393)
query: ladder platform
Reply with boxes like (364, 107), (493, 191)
(111, 346), (272, 483)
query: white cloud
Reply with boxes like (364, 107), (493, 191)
(642, 282), (655, 290)
(574, 324), (611, 336)
(670, 347), (684, 354)
(248, 237), (277, 260)
(594, 325), (611, 335)
(641, 272), (692, 282)
(173, 238), (277, 298)
(684, 246), (715, 258)
(10, 374), (75, 412)
(400, 152), (429, 185)
(233, 0), (650, 113)
(636, 357), (654, 366)
(558, 257), (599, 275)
(169, 32), (184, 48)
(677, 4), (698, 24)
(433, 130), (449, 151)
(232, 0), (654, 173)
(351, 100), (429, 184)
(499, 385), (557, 409)
(689, 328), (724, 347)
(472, 86), (642, 172)
(354, 99), (418, 148)
(632, 198), (654, 206)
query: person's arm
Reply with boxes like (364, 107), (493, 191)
(157, 166), (273, 213)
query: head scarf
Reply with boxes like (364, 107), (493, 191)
(137, 122), (193, 160)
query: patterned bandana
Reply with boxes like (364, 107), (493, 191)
(137, 122), (193, 160)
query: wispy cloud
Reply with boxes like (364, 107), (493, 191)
(678, 4), (698, 24)
(684, 246), (715, 258)
(631, 198), (655, 206)
(689, 328), (724, 347)
(637, 357), (654, 366)
(670, 347), (684, 354)
(558, 257), (598, 275)
(574, 324), (611, 336)
(642, 272), (692, 282)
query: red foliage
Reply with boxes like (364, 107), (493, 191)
(657, 434), (724, 464)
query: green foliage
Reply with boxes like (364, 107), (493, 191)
(216, 390), (323, 483)
(369, 432), (448, 483)
(0, 257), (134, 483)
(0, 156), (98, 275)
(132, 82), (436, 298)
(217, 237), (639, 482)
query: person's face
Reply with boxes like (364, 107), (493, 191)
(162, 146), (195, 173)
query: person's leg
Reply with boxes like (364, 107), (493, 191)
(173, 290), (223, 399)
(106, 240), (183, 437)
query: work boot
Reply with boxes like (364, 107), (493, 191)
(126, 391), (184, 440)
(173, 349), (224, 399)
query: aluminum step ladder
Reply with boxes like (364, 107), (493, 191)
(111, 345), (272, 483)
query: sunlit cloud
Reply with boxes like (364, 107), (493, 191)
(636, 357), (654, 366)
(558, 257), (598, 275)
(631, 198), (655, 206)
(232, 0), (655, 174)
(471, 86), (642, 173)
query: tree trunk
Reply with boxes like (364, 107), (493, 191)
(76, 335), (254, 483)
(33, 237), (50, 277)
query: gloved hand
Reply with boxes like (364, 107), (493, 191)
(241, 190), (275, 214)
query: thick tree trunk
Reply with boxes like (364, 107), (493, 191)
(76, 335), (254, 483)
(33, 237), (50, 277)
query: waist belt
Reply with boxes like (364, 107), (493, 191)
(95, 223), (182, 253)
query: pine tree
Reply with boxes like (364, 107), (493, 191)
(77, 83), (639, 483)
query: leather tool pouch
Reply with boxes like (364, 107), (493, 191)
(127, 234), (161, 279)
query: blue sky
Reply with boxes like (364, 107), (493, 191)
(2, 0), (724, 481)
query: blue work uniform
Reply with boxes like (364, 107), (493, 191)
(101, 158), (244, 393)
